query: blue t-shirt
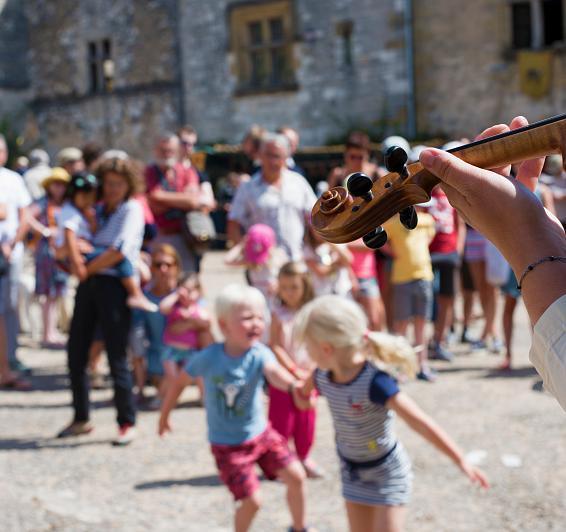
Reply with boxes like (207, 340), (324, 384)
(186, 342), (276, 445)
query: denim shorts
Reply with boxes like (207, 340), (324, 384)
(357, 277), (380, 298)
(162, 345), (197, 364)
(393, 279), (433, 321)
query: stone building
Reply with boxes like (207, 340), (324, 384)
(9, 0), (566, 159)
(25, 0), (184, 159)
(21, 0), (413, 158)
(0, 0), (30, 134)
(414, 0), (566, 138)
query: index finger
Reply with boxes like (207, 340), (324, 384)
(509, 116), (545, 193)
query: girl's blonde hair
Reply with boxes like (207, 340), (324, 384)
(294, 295), (417, 378)
(277, 261), (314, 307)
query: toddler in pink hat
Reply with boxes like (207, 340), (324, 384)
(225, 224), (288, 304)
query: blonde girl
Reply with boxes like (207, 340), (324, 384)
(268, 262), (323, 478)
(293, 295), (489, 532)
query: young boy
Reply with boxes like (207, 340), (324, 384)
(159, 284), (311, 532)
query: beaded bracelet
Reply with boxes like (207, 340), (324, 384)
(517, 256), (566, 290)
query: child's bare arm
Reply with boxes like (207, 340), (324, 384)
(0, 203), (6, 220)
(387, 392), (489, 488)
(159, 290), (180, 315)
(291, 371), (317, 410)
(158, 370), (192, 436)
(224, 240), (246, 266)
(65, 228), (87, 280)
(263, 360), (296, 393)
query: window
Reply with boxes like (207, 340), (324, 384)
(512, 0), (564, 50)
(88, 39), (112, 94)
(336, 20), (354, 67)
(229, 1), (297, 93)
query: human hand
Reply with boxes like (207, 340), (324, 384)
(158, 414), (172, 437)
(458, 459), (490, 489)
(290, 381), (316, 410)
(419, 117), (565, 281)
(76, 238), (94, 254)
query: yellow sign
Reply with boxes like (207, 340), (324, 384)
(518, 50), (553, 99)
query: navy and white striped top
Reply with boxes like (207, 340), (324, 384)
(93, 199), (144, 277)
(314, 361), (400, 462)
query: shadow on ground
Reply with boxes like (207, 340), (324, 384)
(135, 475), (222, 490)
(0, 437), (114, 451)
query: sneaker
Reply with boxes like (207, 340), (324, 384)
(416, 369), (437, 382)
(57, 421), (94, 438)
(471, 339), (488, 351)
(112, 423), (137, 446)
(460, 328), (475, 344)
(146, 396), (161, 411)
(429, 342), (454, 362)
(490, 338), (504, 354)
(126, 295), (159, 313)
(302, 458), (325, 479)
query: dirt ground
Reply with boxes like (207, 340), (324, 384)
(1, 252), (565, 532)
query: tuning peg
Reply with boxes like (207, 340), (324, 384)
(363, 226), (388, 249)
(384, 146), (409, 178)
(399, 206), (417, 230)
(347, 172), (373, 201)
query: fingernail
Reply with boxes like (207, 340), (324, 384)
(419, 149), (436, 169)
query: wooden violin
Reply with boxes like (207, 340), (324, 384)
(311, 113), (566, 248)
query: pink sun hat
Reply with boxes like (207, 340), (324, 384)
(244, 224), (276, 265)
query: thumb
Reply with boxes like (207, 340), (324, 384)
(420, 148), (485, 190)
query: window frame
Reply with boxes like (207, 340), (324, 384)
(87, 38), (113, 94)
(229, 0), (298, 96)
(510, 0), (564, 51)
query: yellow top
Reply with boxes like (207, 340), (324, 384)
(382, 212), (436, 284)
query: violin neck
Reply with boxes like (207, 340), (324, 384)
(450, 113), (566, 170)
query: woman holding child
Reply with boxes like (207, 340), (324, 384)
(58, 157), (145, 445)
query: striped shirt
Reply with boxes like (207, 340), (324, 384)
(314, 361), (399, 462)
(93, 199), (144, 277)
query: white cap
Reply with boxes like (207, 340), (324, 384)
(382, 135), (411, 155)
(441, 140), (464, 152)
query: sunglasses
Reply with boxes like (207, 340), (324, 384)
(73, 174), (98, 189)
(153, 260), (176, 268)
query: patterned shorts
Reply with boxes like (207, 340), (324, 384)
(211, 425), (295, 500)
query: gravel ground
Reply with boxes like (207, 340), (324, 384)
(1, 252), (565, 532)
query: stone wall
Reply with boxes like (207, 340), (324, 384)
(25, 0), (182, 159)
(413, 0), (566, 139)
(179, 0), (412, 145)
(0, 0), (30, 125)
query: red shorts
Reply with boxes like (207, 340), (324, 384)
(211, 425), (295, 500)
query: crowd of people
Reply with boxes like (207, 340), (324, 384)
(1, 115), (565, 531)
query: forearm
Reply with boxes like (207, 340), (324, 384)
(226, 220), (243, 245)
(13, 209), (30, 245)
(149, 190), (199, 211)
(159, 291), (179, 315)
(85, 248), (124, 276)
(169, 316), (210, 334)
(265, 364), (296, 392)
(270, 345), (299, 376)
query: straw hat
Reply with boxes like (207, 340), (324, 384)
(41, 167), (71, 189)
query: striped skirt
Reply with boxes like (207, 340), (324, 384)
(339, 442), (413, 507)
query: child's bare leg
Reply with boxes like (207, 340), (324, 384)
(121, 277), (158, 312)
(346, 501), (405, 532)
(414, 316), (429, 370)
(277, 461), (307, 531)
(235, 491), (262, 532)
(161, 360), (180, 399)
(132, 356), (146, 397)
